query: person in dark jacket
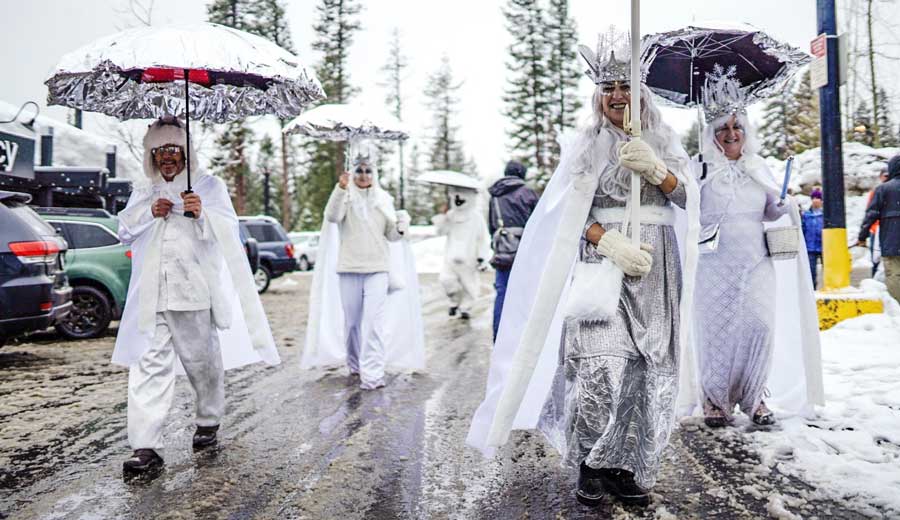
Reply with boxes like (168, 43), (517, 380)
(858, 155), (900, 301)
(487, 160), (539, 340)
(801, 188), (824, 288)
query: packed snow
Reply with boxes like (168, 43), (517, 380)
(747, 280), (900, 517)
(765, 142), (897, 195)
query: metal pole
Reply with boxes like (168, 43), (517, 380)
(399, 141), (406, 209)
(183, 68), (195, 218)
(264, 170), (271, 216)
(629, 0), (642, 246)
(817, 0), (850, 289)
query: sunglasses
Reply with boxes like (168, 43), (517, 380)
(151, 145), (184, 157)
(354, 168), (373, 175)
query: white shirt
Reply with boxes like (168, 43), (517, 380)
(154, 184), (212, 312)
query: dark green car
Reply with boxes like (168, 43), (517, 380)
(38, 208), (131, 339)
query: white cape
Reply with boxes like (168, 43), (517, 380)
(466, 126), (702, 457)
(695, 158), (825, 415)
(112, 173), (281, 371)
(301, 221), (426, 372)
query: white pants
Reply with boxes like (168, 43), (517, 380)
(440, 262), (479, 314)
(339, 272), (388, 388)
(127, 310), (224, 450)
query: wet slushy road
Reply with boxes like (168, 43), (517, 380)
(0, 274), (875, 519)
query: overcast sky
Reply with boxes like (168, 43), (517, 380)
(3, 0), (899, 180)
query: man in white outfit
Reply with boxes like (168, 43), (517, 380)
(115, 118), (280, 474)
(323, 153), (410, 389)
(433, 187), (491, 319)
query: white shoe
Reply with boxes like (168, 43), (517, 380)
(360, 378), (385, 390)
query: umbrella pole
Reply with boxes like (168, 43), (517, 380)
(629, 0), (642, 247)
(183, 68), (195, 218)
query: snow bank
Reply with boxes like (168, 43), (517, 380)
(412, 235), (446, 274)
(765, 142), (897, 195)
(1, 100), (142, 180)
(747, 300), (900, 516)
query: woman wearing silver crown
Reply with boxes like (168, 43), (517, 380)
(301, 146), (426, 390)
(466, 33), (701, 508)
(693, 69), (824, 428)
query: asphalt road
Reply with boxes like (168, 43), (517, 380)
(0, 273), (879, 519)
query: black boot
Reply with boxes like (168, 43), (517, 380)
(123, 449), (164, 474)
(460, 311), (471, 320)
(449, 306), (458, 316)
(598, 468), (650, 507)
(193, 425), (219, 449)
(575, 462), (605, 507)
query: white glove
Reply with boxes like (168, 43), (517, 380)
(619, 139), (668, 186)
(396, 209), (411, 234)
(477, 258), (489, 272)
(595, 228), (654, 277)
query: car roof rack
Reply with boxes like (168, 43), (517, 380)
(34, 207), (113, 218)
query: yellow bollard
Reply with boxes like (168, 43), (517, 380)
(822, 227), (851, 290)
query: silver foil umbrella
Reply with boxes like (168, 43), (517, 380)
(283, 102), (410, 205)
(46, 22), (325, 213)
(283, 103), (409, 142)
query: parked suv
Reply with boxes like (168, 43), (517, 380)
(0, 192), (71, 347)
(39, 208), (263, 339)
(239, 216), (298, 293)
(38, 208), (132, 339)
(288, 231), (319, 271)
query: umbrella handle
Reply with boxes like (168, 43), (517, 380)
(183, 68), (196, 218)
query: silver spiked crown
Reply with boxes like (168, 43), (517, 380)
(578, 29), (648, 85)
(701, 64), (750, 123)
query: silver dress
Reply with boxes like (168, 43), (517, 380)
(695, 164), (789, 418)
(538, 177), (687, 490)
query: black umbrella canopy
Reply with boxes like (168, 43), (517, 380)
(642, 23), (811, 106)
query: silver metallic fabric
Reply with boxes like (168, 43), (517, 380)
(46, 23), (325, 122)
(538, 180), (686, 490)
(283, 103), (409, 142)
(695, 168), (789, 418)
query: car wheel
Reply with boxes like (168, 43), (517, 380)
(55, 286), (113, 340)
(255, 265), (272, 294)
(298, 255), (310, 271)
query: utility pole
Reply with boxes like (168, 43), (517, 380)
(817, 0), (851, 290)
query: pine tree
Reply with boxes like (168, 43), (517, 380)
(207, 0), (251, 30)
(425, 56), (467, 172)
(242, 0), (297, 229)
(254, 135), (277, 218)
(503, 0), (552, 186)
(209, 122), (254, 214)
(758, 93), (793, 160)
(849, 99), (876, 146)
(302, 0), (362, 229)
(403, 142), (432, 225)
(207, 1), (255, 213)
(875, 87), (897, 148)
(423, 57), (468, 219)
(380, 28), (410, 208)
(786, 70), (820, 155)
(544, 0), (582, 171)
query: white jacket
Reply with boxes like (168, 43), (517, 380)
(324, 184), (404, 274)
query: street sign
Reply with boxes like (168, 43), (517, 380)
(810, 33), (828, 89)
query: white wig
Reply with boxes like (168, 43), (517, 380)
(701, 112), (761, 164)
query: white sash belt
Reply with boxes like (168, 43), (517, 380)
(591, 205), (676, 226)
